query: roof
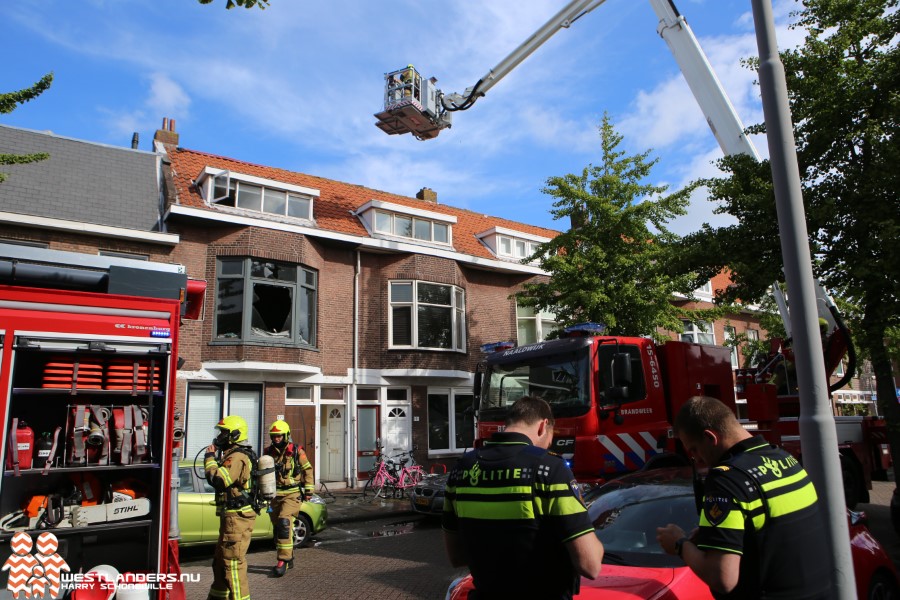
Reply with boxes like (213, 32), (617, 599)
(166, 147), (561, 262)
(0, 124), (163, 232)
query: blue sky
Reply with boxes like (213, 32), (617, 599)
(2, 0), (802, 236)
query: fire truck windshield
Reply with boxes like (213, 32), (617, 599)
(481, 349), (591, 419)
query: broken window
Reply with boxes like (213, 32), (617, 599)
(215, 257), (317, 346)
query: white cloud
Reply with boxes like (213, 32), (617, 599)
(147, 73), (190, 117)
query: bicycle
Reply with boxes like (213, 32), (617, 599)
(363, 448), (425, 499)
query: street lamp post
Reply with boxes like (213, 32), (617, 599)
(749, 2), (856, 598)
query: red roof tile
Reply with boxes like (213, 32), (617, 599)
(167, 147), (560, 261)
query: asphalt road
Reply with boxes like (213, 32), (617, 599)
(179, 513), (465, 599)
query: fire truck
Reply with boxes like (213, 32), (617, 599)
(0, 243), (204, 598)
(474, 293), (889, 509)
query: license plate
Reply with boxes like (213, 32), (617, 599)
(416, 497), (430, 507)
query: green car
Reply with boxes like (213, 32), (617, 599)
(176, 460), (328, 547)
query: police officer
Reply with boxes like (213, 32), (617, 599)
(442, 396), (603, 599)
(264, 420), (314, 577)
(205, 415), (256, 600)
(656, 396), (832, 599)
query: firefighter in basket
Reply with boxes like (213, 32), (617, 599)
(205, 415), (256, 600)
(264, 420), (314, 577)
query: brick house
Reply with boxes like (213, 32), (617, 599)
(3, 121), (869, 489)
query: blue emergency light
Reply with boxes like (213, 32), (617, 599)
(561, 322), (607, 337)
(480, 341), (517, 353)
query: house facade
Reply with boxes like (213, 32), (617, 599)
(3, 120), (875, 490)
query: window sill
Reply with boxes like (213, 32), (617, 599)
(209, 340), (319, 352)
(387, 347), (466, 354)
(427, 450), (465, 460)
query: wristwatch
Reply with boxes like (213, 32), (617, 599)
(675, 536), (690, 558)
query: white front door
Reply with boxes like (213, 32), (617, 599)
(384, 405), (412, 457)
(322, 407), (345, 481)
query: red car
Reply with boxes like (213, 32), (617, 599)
(447, 466), (900, 600)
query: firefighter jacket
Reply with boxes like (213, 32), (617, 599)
(204, 446), (253, 513)
(264, 442), (314, 497)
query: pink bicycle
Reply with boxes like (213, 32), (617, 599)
(363, 448), (425, 499)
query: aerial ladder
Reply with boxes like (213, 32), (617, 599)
(374, 0), (760, 160)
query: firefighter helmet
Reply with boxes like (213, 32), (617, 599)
(269, 420), (291, 437)
(215, 415), (249, 444)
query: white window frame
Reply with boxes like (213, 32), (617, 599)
(426, 387), (475, 456)
(479, 227), (549, 262)
(357, 200), (455, 247)
(724, 325), (739, 368)
(516, 302), (558, 345)
(184, 382), (264, 457)
(681, 320), (715, 345)
(198, 167), (318, 221)
(372, 209), (451, 245)
(389, 280), (466, 351)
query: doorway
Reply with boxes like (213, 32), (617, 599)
(357, 405), (380, 479)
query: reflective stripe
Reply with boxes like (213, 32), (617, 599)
(217, 466), (233, 486)
(534, 495), (586, 517)
(276, 543), (294, 549)
(561, 528), (595, 543)
(700, 507), (745, 531)
(697, 543), (743, 556)
(207, 587), (229, 598)
(455, 499), (534, 520)
(737, 497), (766, 530)
(228, 559), (242, 600)
(761, 470), (809, 494)
(767, 481), (818, 518)
(456, 485), (531, 496)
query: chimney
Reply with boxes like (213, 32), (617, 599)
(153, 117), (180, 147)
(416, 187), (437, 203)
(131, 132), (140, 149)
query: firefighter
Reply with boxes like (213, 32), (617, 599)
(205, 415), (256, 600)
(264, 420), (314, 577)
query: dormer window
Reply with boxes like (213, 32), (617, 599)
(196, 167), (318, 221)
(357, 200), (455, 247)
(477, 227), (550, 263)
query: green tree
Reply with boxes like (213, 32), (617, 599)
(197, 0), (269, 8)
(516, 114), (724, 341)
(0, 73), (53, 183)
(678, 0), (900, 468)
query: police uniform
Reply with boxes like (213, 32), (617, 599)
(693, 435), (832, 600)
(442, 431), (594, 600)
(264, 441), (314, 560)
(205, 445), (256, 600)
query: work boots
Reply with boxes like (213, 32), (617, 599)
(273, 558), (294, 577)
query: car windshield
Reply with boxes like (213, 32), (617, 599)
(586, 475), (699, 568)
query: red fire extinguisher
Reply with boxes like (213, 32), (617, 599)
(6, 419), (35, 472)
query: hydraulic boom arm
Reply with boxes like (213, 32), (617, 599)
(375, 0), (760, 159)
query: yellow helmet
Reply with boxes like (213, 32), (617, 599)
(269, 420), (291, 437)
(215, 415), (249, 444)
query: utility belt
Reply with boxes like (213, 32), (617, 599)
(216, 491), (252, 510)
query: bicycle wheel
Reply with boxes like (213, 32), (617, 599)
(369, 473), (392, 499)
(408, 466), (424, 485)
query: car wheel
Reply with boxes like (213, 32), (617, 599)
(293, 513), (313, 548)
(868, 570), (900, 600)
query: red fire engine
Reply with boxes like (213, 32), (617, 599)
(0, 244), (204, 598)
(474, 310), (888, 508)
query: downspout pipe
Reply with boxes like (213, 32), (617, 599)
(349, 248), (361, 488)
